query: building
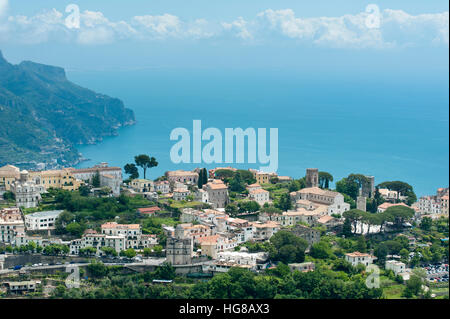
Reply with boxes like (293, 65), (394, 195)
(357, 194), (367, 212)
(154, 180), (170, 194)
(70, 163), (122, 196)
(289, 224), (321, 246)
(277, 176), (292, 183)
(248, 188), (270, 205)
(247, 183), (262, 192)
(100, 222), (155, 250)
(378, 188), (400, 202)
(0, 165), (20, 191)
(130, 179), (154, 193)
(288, 262), (315, 272)
(165, 170), (198, 184)
(316, 215), (340, 228)
(203, 180), (229, 208)
(254, 172), (277, 185)
(10, 170), (45, 209)
(345, 252), (377, 267)
(173, 188), (190, 201)
(290, 187), (350, 215)
(100, 174), (121, 196)
(24, 210), (63, 231)
(166, 224), (194, 265)
(305, 168), (319, 188)
(3, 281), (38, 294)
(137, 206), (161, 215)
(70, 233), (127, 255)
(0, 208), (25, 244)
(198, 234), (239, 259)
(70, 223), (157, 255)
(385, 260), (406, 275)
(29, 168), (83, 191)
(361, 176), (375, 198)
(377, 202), (410, 213)
(417, 188), (449, 216)
(215, 251), (269, 271)
(250, 221), (280, 241)
(177, 223), (211, 243)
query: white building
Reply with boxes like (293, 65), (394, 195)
(248, 188), (270, 205)
(70, 163), (122, 196)
(24, 210), (63, 231)
(173, 188), (190, 201)
(0, 208), (25, 244)
(290, 187), (350, 216)
(344, 252), (377, 267)
(154, 181), (170, 194)
(11, 170), (45, 209)
(385, 260), (406, 275)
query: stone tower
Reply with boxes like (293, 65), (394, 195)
(361, 176), (375, 198)
(357, 189), (367, 212)
(306, 168), (319, 188)
(165, 224), (193, 265)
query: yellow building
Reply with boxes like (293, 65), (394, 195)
(255, 172), (277, 185)
(29, 168), (83, 191)
(0, 165), (20, 191)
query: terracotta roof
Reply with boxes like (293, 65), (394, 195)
(378, 202), (409, 210)
(317, 215), (335, 224)
(297, 187), (339, 197)
(101, 222), (140, 230)
(345, 251), (376, 258)
(138, 206), (161, 214)
(249, 188), (269, 194)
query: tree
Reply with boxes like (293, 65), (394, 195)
(269, 231), (308, 263)
(225, 203), (239, 217)
(420, 217), (432, 231)
(78, 184), (91, 197)
(2, 191), (15, 201)
(336, 177), (359, 200)
(403, 269), (426, 298)
(377, 181), (417, 205)
(100, 246), (118, 257)
(66, 222), (85, 237)
(202, 168), (208, 185)
(124, 163), (139, 180)
(92, 171), (101, 188)
(229, 172), (245, 193)
(120, 248), (137, 259)
(318, 171), (333, 189)
(342, 217), (353, 237)
(355, 236), (367, 253)
(309, 241), (333, 259)
(198, 169), (204, 189)
(275, 193), (292, 212)
(384, 205), (414, 228)
(134, 154), (158, 179)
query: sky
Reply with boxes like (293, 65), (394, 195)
(0, 0), (448, 71)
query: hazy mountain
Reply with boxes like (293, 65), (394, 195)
(0, 50), (135, 168)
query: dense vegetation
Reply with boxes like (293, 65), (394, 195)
(0, 50), (135, 166)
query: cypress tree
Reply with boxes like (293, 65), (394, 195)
(198, 169), (204, 189)
(202, 168), (208, 185)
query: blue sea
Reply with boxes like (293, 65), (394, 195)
(68, 68), (449, 197)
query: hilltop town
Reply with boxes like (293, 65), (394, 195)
(0, 162), (448, 299)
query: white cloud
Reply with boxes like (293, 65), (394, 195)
(0, 6), (448, 49)
(0, 0), (8, 18)
(222, 17), (253, 40)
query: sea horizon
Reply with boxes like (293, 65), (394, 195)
(69, 67), (449, 198)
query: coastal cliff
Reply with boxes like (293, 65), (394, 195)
(0, 50), (135, 168)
